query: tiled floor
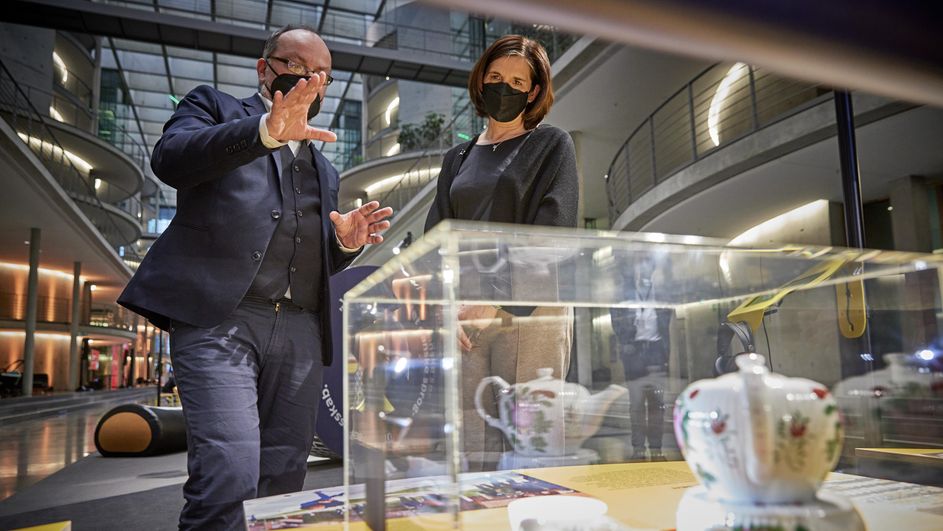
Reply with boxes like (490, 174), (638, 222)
(0, 404), (115, 500)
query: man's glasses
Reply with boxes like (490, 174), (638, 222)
(267, 56), (334, 85)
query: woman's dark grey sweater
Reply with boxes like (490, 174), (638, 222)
(425, 124), (579, 230)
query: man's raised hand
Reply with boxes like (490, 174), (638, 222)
(265, 72), (337, 143)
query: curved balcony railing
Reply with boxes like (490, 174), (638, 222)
(509, 22), (580, 65)
(0, 291), (72, 324)
(97, 101), (150, 172)
(0, 67), (151, 176)
(366, 108), (399, 145)
(88, 303), (136, 332)
(53, 63), (94, 109)
(339, 99), (479, 216)
(605, 63), (831, 225)
(0, 58), (143, 253)
(0, 292), (136, 332)
(48, 93), (96, 132)
(0, 79), (148, 226)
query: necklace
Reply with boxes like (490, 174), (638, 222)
(485, 129), (529, 152)
(486, 134), (512, 152)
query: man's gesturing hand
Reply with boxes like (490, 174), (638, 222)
(265, 72), (337, 143)
(330, 201), (393, 249)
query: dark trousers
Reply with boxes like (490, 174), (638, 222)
(170, 297), (323, 530)
(621, 340), (667, 452)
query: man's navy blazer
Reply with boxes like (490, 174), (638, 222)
(118, 85), (358, 366)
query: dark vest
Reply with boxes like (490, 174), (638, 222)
(247, 144), (323, 310)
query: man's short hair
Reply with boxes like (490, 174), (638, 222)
(262, 24), (320, 58)
(468, 35), (554, 130)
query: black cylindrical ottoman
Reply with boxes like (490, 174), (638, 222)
(95, 404), (187, 457)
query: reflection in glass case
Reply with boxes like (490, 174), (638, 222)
(343, 221), (943, 529)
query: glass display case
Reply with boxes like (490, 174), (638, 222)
(342, 221), (943, 529)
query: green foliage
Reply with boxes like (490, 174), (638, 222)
(397, 112), (447, 152)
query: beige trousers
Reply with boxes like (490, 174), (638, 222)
(460, 306), (573, 471)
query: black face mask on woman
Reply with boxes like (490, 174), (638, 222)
(481, 82), (529, 123)
(265, 66), (321, 120)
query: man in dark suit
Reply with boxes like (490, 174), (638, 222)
(118, 25), (392, 530)
(609, 256), (671, 462)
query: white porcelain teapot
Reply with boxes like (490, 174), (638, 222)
(475, 368), (627, 456)
(673, 353), (844, 504)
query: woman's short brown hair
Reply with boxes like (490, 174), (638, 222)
(468, 35), (554, 130)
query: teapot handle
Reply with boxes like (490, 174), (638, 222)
(737, 353), (775, 485)
(475, 376), (511, 433)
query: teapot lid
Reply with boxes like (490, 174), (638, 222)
(535, 368), (554, 379)
(735, 353), (768, 374)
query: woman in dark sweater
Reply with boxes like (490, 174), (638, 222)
(425, 35), (579, 470)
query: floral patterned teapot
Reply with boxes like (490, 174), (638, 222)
(673, 353), (843, 504)
(475, 368), (627, 456)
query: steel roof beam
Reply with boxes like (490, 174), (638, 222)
(3, 0), (471, 88)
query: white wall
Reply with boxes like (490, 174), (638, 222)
(0, 23), (56, 118)
(548, 43), (709, 224)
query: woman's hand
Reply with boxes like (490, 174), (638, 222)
(457, 304), (500, 351)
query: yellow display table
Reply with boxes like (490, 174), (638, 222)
(11, 521), (71, 531)
(245, 461), (943, 530)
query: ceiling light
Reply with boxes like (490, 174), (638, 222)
(384, 97), (399, 126)
(17, 132), (93, 174)
(0, 331), (72, 341)
(721, 199), (828, 284)
(49, 106), (64, 122)
(708, 63), (747, 147)
(52, 52), (68, 83)
(393, 356), (408, 373)
(729, 199), (828, 247)
(364, 167), (436, 195)
(94, 178), (102, 190)
(0, 261), (86, 282)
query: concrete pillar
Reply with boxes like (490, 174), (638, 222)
(118, 346), (126, 388)
(889, 175), (932, 252)
(80, 337), (90, 387)
(889, 175), (938, 351)
(21, 227), (41, 397)
(128, 314), (138, 386)
(148, 327), (156, 380)
(81, 282), (92, 325)
(68, 261), (82, 392)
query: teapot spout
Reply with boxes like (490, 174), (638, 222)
(581, 385), (628, 435)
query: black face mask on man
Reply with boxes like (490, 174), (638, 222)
(265, 62), (321, 120)
(481, 82), (530, 123)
